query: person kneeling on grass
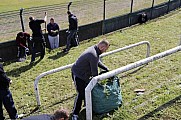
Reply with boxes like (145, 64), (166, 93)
(22, 109), (69, 120)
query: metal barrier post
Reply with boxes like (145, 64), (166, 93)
(151, 0), (155, 19)
(85, 45), (181, 120)
(34, 41), (150, 106)
(19, 8), (25, 32)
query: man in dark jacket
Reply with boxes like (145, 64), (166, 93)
(16, 32), (30, 62)
(0, 58), (18, 120)
(64, 11), (78, 52)
(29, 15), (46, 63)
(22, 109), (69, 120)
(71, 40), (110, 120)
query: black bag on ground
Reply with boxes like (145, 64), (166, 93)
(92, 76), (122, 114)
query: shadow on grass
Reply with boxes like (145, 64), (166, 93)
(48, 51), (68, 60)
(138, 94), (181, 120)
(6, 59), (42, 77)
(78, 107), (116, 120)
(22, 94), (76, 118)
(120, 64), (148, 79)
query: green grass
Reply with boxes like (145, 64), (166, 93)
(2, 9), (181, 120)
(0, 0), (81, 13)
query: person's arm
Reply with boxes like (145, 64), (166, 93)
(37, 19), (45, 24)
(16, 36), (26, 48)
(0, 64), (11, 85)
(98, 59), (109, 71)
(89, 54), (99, 77)
(47, 24), (51, 34)
(56, 23), (60, 32)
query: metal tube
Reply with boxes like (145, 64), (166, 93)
(19, 8), (25, 32)
(34, 63), (73, 106)
(34, 41), (150, 106)
(85, 45), (181, 120)
(100, 41), (150, 58)
(167, 0), (171, 13)
(129, 0), (134, 26)
(102, 0), (106, 35)
(151, 0), (155, 19)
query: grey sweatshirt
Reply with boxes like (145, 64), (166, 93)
(71, 45), (108, 82)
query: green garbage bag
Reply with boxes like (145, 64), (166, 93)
(92, 76), (122, 114)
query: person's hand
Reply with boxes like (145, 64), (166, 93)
(25, 47), (29, 53)
(105, 68), (109, 72)
(29, 37), (32, 41)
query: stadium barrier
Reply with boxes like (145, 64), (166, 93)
(0, 0), (180, 61)
(85, 45), (181, 120)
(34, 41), (150, 106)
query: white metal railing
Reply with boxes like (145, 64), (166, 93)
(34, 41), (150, 106)
(100, 41), (150, 58)
(85, 45), (181, 120)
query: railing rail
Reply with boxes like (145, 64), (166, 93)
(34, 41), (151, 106)
(85, 45), (181, 120)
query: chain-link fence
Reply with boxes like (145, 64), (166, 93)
(0, 0), (172, 42)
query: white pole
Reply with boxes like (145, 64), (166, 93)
(34, 41), (150, 106)
(100, 41), (150, 58)
(34, 63), (74, 106)
(85, 45), (181, 120)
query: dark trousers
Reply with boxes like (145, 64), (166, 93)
(18, 47), (26, 58)
(72, 73), (88, 115)
(0, 89), (18, 120)
(31, 37), (45, 62)
(66, 30), (77, 50)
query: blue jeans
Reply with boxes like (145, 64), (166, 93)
(0, 89), (18, 120)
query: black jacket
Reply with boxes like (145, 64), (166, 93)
(68, 14), (78, 30)
(0, 64), (11, 90)
(29, 19), (44, 37)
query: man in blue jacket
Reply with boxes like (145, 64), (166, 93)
(71, 40), (110, 120)
(0, 58), (18, 120)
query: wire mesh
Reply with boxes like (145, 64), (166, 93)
(0, 0), (171, 43)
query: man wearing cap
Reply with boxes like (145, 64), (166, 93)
(16, 32), (30, 62)
(47, 18), (60, 50)
(0, 58), (18, 120)
(29, 15), (46, 63)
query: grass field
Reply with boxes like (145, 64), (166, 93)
(0, 0), (81, 13)
(2, 8), (181, 120)
(0, 0), (170, 42)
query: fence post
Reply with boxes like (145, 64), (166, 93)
(151, 0), (155, 19)
(19, 8), (25, 32)
(129, 0), (134, 26)
(167, 0), (171, 13)
(102, 0), (106, 35)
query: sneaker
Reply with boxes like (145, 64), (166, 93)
(72, 114), (78, 120)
